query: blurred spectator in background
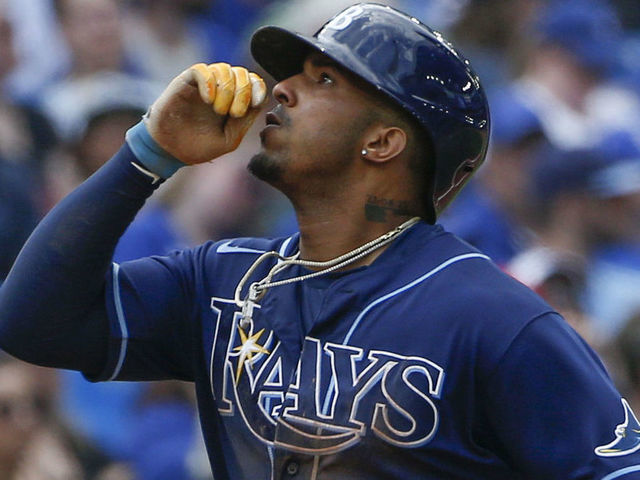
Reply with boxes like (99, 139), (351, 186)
(125, 381), (201, 480)
(199, 0), (282, 63)
(507, 136), (640, 347)
(448, 0), (542, 90)
(38, 0), (146, 140)
(52, 0), (133, 78)
(0, 354), (89, 480)
(526, 146), (627, 259)
(0, 0), (57, 282)
(121, 0), (284, 83)
(582, 133), (640, 341)
(441, 0), (640, 346)
(512, 0), (640, 150)
(1, 0), (67, 104)
(508, 246), (598, 347)
(41, 74), (161, 209)
(122, 0), (219, 85)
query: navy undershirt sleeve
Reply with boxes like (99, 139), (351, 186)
(0, 144), (161, 375)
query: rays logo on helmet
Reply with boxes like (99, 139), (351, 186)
(595, 398), (640, 457)
(324, 5), (364, 31)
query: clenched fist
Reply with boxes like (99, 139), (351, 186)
(145, 63), (268, 165)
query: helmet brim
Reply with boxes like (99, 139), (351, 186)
(251, 26), (326, 82)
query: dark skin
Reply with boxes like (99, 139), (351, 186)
(148, 52), (427, 266)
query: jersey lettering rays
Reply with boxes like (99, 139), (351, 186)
(209, 296), (445, 455)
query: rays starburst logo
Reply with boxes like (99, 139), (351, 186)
(233, 325), (270, 384)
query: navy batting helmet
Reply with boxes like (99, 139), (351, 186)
(251, 3), (490, 223)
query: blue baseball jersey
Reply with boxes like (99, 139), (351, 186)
(93, 221), (640, 479)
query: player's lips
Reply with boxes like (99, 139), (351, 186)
(265, 112), (281, 127)
(260, 107), (288, 142)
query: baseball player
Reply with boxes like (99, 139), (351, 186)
(1, 4), (639, 479)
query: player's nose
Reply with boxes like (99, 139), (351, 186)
(272, 76), (297, 107)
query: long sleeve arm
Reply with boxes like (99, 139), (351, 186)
(0, 144), (161, 375)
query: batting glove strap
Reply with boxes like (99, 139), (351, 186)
(125, 121), (185, 179)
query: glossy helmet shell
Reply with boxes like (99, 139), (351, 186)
(251, 3), (490, 223)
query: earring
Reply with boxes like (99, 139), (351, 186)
(361, 148), (368, 156)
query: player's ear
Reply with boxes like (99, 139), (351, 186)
(361, 125), (407, 164)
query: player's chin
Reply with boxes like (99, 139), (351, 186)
(247, 152), (285, 185)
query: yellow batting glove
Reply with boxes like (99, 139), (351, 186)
(191, 62), (267, 118)
(145, 62), (268, 165)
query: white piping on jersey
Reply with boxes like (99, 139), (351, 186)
(321, 252), (491, 415)
(278, 236), (295, 259)
(601, 465), (640, 480)
(109, 263), (130, 381)
(342, 252), (490, 344)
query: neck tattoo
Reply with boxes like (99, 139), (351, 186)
(365, 195), (412, 222)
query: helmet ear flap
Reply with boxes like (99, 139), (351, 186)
(432, 125), (489, 217)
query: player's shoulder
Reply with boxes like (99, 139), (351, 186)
(371, 222), (552, 319)
(427, 228), (553, 316)
(402, 224), (555, 332)
(412, 226), (562, 370)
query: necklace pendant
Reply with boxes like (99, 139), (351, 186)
(240, 283), (261, 329)
(240, 299), (256, 329)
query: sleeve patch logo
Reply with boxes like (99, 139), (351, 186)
(596, 398), (640, 457)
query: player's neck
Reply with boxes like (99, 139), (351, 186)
(294, 197), (420, 268)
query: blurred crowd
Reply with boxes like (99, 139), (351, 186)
(0, 0), (639, 478)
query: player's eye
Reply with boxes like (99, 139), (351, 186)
(319, 72), (334, 85)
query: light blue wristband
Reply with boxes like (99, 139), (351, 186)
(125, 121), (185, 179)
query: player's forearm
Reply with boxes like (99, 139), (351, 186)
(0, 143), (161, 371)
